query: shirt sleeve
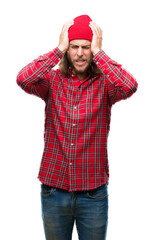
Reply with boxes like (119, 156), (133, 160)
(93, 50), (138, 105)
(16, 47), (63, 101)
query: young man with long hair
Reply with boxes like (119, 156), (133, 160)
(17, 15), (138, 240)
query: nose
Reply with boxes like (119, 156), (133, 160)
(77, 47), (83, 57)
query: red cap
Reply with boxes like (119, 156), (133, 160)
(68, 15), (93, 41)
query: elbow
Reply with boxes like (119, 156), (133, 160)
(132, 79), (138, 94)
(126, 80), (138, 99)
(16, 71), (26, 90)
(16, 72), (22, 87)
(127, 74), (138, 95)
(16, 76), (20, 87)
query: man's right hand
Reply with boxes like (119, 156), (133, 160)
(58, 20), (74, 54)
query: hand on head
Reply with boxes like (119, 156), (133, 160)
(58, 15), (103, 55)
(89, 21), (103, 55)
(58, 20), (74, 54)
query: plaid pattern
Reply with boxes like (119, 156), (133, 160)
(17, 47), (138, 192)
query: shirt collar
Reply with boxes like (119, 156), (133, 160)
(69, 67), (91, 82)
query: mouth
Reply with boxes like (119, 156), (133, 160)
(75, 59), (86, 66)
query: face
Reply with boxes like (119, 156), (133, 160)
(68, 39), (93, 78)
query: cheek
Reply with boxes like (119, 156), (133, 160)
(67, 51), (74, 63)
(86, 54), (93, 63)
(84, 50), (92, 59)
(69, 49), (77, 56)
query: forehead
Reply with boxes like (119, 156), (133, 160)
(69, 39), (91, 46)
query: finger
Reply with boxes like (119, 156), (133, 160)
(89, 21), (95, 32)
(89, 22), (98, 36)
(63, 20), (74, 31)
(89, 21), (102, 35)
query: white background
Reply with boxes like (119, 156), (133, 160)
(0, 0), (153, 239)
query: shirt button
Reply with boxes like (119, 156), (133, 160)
(107, 74), (110, 77)
(71, 143), (74, 146)
(72, 124), (76, 127)
(74, 106), (77, 110)
(69, 163), (72, 166)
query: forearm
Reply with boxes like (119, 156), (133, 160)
(93, 50), (138, 103)
(16, 47), (63, 99)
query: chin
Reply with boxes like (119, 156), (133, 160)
(75, 67), (86, 73)
(74, 64), (89, 74)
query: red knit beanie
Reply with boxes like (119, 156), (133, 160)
(68, 15), (93, 41)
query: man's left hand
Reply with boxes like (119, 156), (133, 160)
(89, 22), (103, 55)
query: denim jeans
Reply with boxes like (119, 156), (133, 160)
(41, 183), (108, 240)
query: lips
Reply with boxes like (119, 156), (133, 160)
(75, 59), (86, 66)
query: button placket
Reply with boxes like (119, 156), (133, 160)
(68, 103), (79, 184)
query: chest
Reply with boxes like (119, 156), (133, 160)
(47, 76), (108, 121)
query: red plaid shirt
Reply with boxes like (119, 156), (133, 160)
(17, 47), (138, 192)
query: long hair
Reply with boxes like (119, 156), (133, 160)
(59, 52), (101, 78)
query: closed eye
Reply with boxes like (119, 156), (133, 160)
(70, 45), (78, 49)
(82, 46), (91, 49)
(70, 45), (91, 49)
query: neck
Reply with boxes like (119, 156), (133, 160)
(72, 69), (88, 80)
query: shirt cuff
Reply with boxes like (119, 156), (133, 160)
(37, 47), (63, 65)
(93, 49), (111, 66)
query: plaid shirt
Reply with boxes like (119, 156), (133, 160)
(17, 47), (138, 192)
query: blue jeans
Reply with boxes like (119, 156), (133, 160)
(41, 183), (108, 240)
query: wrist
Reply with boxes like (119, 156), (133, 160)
(58, 44), (67, 54)
(92, 48), (101, 56)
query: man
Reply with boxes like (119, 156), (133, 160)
(17, 15), (138, 240)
